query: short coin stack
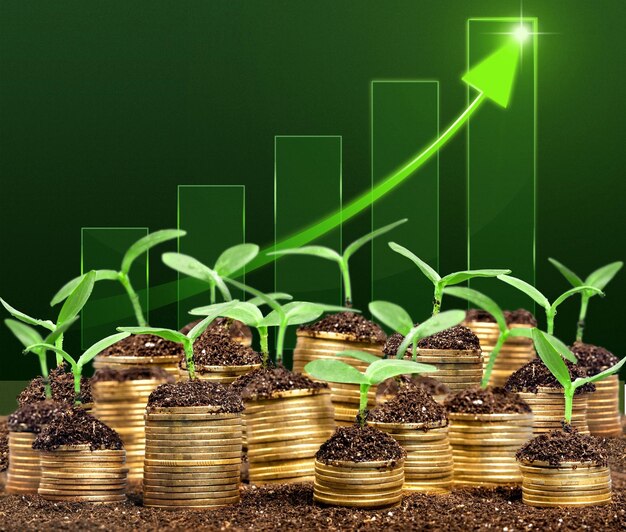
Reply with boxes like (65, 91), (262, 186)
(415, 349), (483, 393)
(38, 445), (127, 503)
(94, 353), (181, 381)
(179, 363), (261, 385)
(143, 406), (242, 509)
(448, 413), (533, 487)
(517, 387), (589, 435)
(5, 432), (40, 494)
(519, 460), (612, 507)
(586, 375), (622, 437)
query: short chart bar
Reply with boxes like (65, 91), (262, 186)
(177, 185), (245, 329)
(371, 81), (439, 321)
(467, 18), (537, 309)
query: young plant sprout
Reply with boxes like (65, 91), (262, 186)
(305, 356), (436, 426)
(549, 258), (623, 342)
(24, 332), (130, 405)
(497, 275), (604, 336)
(162, 243), (260, 304)
(269, 219), (407, 307)
(50, 229), (186, 327)
(531, 329), (626, 424)
(388, 242), (510, 315)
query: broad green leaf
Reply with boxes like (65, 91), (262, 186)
(388, 242), (440, 283)
(24, 343), (76, 369)
(397, 310), (466, 359)
(191, 301), (263, 327)
(44, 316), (79, 345)
(343, 219), (407, 262)
(532, 329), (572, 389)
(247, 293), (292, 307)
(50, 270), (118, 306)
(585, 261), (623, 291)
(543, 331), (578, 364)
(214, 244), (260, 276)
(268, 246), (342, 263)
(117, 326), (187, 345)
(78, 332), (130, 367)
(304, 359), (368, 385)
(368, 301), (413, 335)
(444, 286), (506, 332)
(272, 302), (324, 326)
(258, 309), (282, 327)
(441, 269), (511, 287)
(122, 229), (185, 275)
(225, 278), (283, 315)
(572, 356), (626, 388)
(365, 359), (437, 385)
(552, 286), (603, 311)
(336, 350), (381, 364)
(0, 298), (55, 331)
(498, 275), (550, 310)
(5, 319), (43, 349)
(548, 258), (583, 288)
(57, 271), (96, 326)
(187, 301), (241, 340)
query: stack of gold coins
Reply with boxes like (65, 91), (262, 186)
(448, 413), (533, 487)
(294, 331), (382, 426)
(586, 375), (622, 437)
(313, 458), (404, 508)
(143, 406), (242, 509)
(519, 460), (612, 507)
(38, 445), (127, 503)
(245, 389), (335, 484)
(517, 387), (589, 435)
(178, 363), (261, 385)
(93, 354), (181, 381)
(415, 349), (483, 393)
(5, 432), (40, 494)
(367, 420), (453, 493)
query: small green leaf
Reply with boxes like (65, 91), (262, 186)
(498, 275), (550, 310)
(304, 359), (368, 385)
(191, 301), (263, 327)
(548, 258), (583, 288)
(441, 269), (511, 286)
(365, 359), (437, 385)
(247, 293), (292, 306)
(122, 229), (185, 275)
(50, 270), (118, 306)
(24, 343), (76, 369)
(585, 261), (623, 291)
(443, 286), (507, 332)
(552, 286), (604, 312)
(163, 252), (232, 300)
(572, 356), (626, 389)
(78, 332), (130, 367)
(5, 319), (44, 349)
(0, 298), (55, 331)
(337, 350), (381, 364)
(117, 326), (188, 345)
(268, 246), (342, 263)
(388, 242), (440, 284)
(44, 316), (79, 345)
(214, 244), (260, 276)
(532, 329), (572, 389)
(343, 219), (407, 262)
(312, 303), (359, 314)
(368, 301), (413, 336)
(57, 271), (96, 326)
(187, 301), (241, 340)
(397, 310), (466, 359)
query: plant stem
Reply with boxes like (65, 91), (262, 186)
(546, 309), (555, 336)
(432, 283), (443, 316)
(54, 334), (64, 366)
(412, 338), (417, 361)
(38, 354), (51, 399)
(576, 294), (589, 343)
(119, 273), (147, 327)
(184, 340), (196, 380)
(258, 326), (269, 366)
(564, 389), (574, 424)
(482, 331), (508, 388)
(73, 365), (82, 405)
(340, 261), (352, 307)
(276, 318), (288, 364)
(210, 282), (216, 305)
(358, 383), (370, 427)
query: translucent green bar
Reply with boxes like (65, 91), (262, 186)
(177, 185), (245, 329)
(371, 81), (439, 321)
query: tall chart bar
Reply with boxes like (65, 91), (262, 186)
(371, 81), (439, 321)
(467, 18), (537, 309)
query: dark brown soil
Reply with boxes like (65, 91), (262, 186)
(0, 419), (8, 472)
(231, 365), (327, 400)
(504, 309), (537, 326)
(418, 325), (481, 351)
(382, 332), (405, 357)
(369, 387), (447, 426)
(92, 366), (174, 383)
(445, 387), (531, 415)
(189, 327), (261, 367)
(505, 357), (595, 395)
(377, 375), (450, 401)
(465, 309), (496, 323)
(146, 380), (244, 412)
(600, 437), (626, 473)
(180, 317), (253, 343)
(17, 365), (93, 406)
(570, 341), (620, 375)
(32, 407), (123, 452)
(516, 425), (608, 467)
(99, 334), (184, 358)
(316, 425), (405, 464)
(7, 400), (69, 433)
(299, 312), (386, 344)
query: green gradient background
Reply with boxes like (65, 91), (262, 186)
(0, 1), (624, 395)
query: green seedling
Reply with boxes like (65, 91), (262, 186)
(162, 243), (260, 304)
(51, 229), (185, 327)
(269, 219), (407, 307)
(305, 356), (436, 426)
(24, 332), (129, 404)
(531, 329), (626, 423)
(388, 242), (510, 316)
(549, 258), (623, 342)
(497, 275), (604, 336)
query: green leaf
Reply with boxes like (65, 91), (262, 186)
(443, 286), (506, 332)
(260, 302), (324, 328)
(508, 327), (532, 339)
(585, 261), (623, 291)
(572, 356), (626, 389)
(191, 301), (263, 327)
(122, 229), (185, 275)
(187, 301), (241, 340)
(44, 316), (79, 345)
(247, 293), (292, 307)
(441, 269), (511, 286)
(388, 242), (440, 284)
(543, 331), (578, 364)
(214, 244), (260, 276)
(78, 332), (130, 367)
(397, 310), (466, 359)
(337, 350), (381, 364)
(311, 303), (359, 314)
(365, 359), (437, 385)
(0, 298), (55, 331)
(117, 326), (188, 345)
(224, 278), (283, 315)
(50, 270), (119, 306)
(552, 286), (604, 311)
(548, 258), (583, 288)
(163, 252), (232, 300)
(498, 275), (550, 310)
(532, 329), (572, 390)
(368, 301), (413, 335)
(57, 271), (96, 326)
(5, 319), (44, 350)
(343, 219), (407, 262)
(304, 359), (368, 385)
(24, 343), (76, 369)
(268, 246), (342, 263)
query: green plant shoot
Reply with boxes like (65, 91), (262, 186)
(549, 258), (623, 342)
(24, 332), (129, 405)
(388, 242), (510, 316)
(269, 219), (407, 307)
(395, 310), (467, 360)
(497, 275), (604, 337)
(50, 229), (186, 327)
(305, 357), (436, 426)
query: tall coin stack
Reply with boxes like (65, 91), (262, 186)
(5, 431), (40, 494)
(517, 388), (589, 435)
(416, 349), (483, 393)
(586, 375), (622, 437)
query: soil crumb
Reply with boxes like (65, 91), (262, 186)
(418, 325), (481, 351)
(147, 380), (244, 412)
(7, 401), (69, 434)
(231, 365), (327, 400)
(445, 387), (531, 415)
(99, 334), (184, 358)
(299, 312), (386, 344)
(316, 425), (405, 464)
(17, 365), (92, 406)
(505, 357), (595, 395)
(369, 387), (447, 426)
(570, 341), (620, 375)
(92, 367), (174, 383)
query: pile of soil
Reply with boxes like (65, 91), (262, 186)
(418, 325), (481, 351)
(7, 401), (68, 433)
(516, 425), (608, 467)
(147, 380), (244, 412)
(599, 437), (626, 473)
(92, 366), (174, 383)
(0, 420), (8, 472)
(445, 387), (531, 415)
(180, 317), (253, 343)
(231, 365), (327, 400)
(505, 357), (595, 395)
(188, 327), (261, 367)
(570, 341), (619, 375)
(504, 309), (537, 326)
(465, 309), (496, 323)
(316, 425), (405, 464)
(32, 408), (123, 452)
(377, 375), (449, 400)
(17, 365), (93, 406)
(383, 332), (405, 357)
(99, 334), (183, 358)
(369, 387), (447, 426)
(299, 312), (386, 344)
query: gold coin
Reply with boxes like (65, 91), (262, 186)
(143, 489), (240, 500)
(40, 493), (127, 503)
(143, 495), (240, 507)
